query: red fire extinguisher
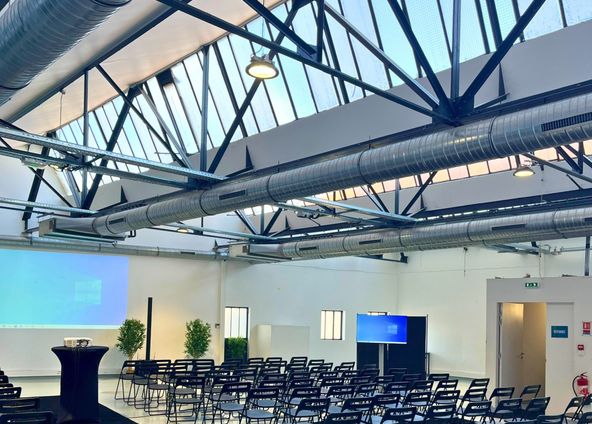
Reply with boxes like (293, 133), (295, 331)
(573, 373), (589, 396)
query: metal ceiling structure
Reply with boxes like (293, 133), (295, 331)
(1, 0), (592, 260)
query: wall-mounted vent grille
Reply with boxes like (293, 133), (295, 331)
(359, 239), (383, 245)
(219, 190), (246, 201)
(108, 217), (126, 225)
(299, 246), (319, 252)
(541, 112), (592, 132)
(491, 223), (527, 231)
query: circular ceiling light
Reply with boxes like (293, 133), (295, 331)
(513, 163), (535, 178)
(246, 54), (279, 80)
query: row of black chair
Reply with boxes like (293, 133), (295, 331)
(0, 371), (54, 424)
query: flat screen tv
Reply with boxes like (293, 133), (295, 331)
(356, 314), (408, 344)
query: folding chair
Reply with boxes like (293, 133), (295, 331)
(417, 404), (456, 422)
(211, 382), (251, 424)
(536, 415), (565, 424)
(564, 396), (586, 421)
(340, 397), (374, 422)
(403, 391), (431, 413)
(467, 379), (489, 391)
(369, 394), (401, 424)
(577, 412), (592, 424)
(431, 390), (459, 407)
(0, 387), (21, 400)
(520, 386), (542, 404)
(166, 375), (206, 423)
(518, 397), (550, 421)
(427, 374), (449, 382)
(283, 398), (330, 424)
(327, 386), (357, 413)
(241, 388), (280, 424)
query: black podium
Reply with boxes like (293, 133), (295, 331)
(52, 346), (108, 423)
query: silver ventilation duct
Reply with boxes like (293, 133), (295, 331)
(0, 235), (229, 260)
(46, 93), (592, 237)
(249, 206), (592, 260)
(0, 0), (130, 106)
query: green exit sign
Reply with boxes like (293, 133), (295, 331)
(525, 282), (540, 289)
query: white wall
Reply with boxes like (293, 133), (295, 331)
(223, 257), (398, 365)
(486, 277), (592, 412)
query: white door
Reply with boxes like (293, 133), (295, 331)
(546, 303), (574, 413)
(499, 303), (524, 390)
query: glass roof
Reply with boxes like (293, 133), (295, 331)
(53, 0), (592, 202)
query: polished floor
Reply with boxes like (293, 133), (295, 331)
(12, 376), (168, 423)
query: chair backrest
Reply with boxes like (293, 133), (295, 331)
(0, 387), (21, 399)
(385, 382), (410, 394)
(435, 379), (458, 391)
(372, 393), (401, 409)
(468, 378), (490, 390)
(247, 387), (279, 405)
(425, 404), (455, 420)
(308, 359), (325, 368)
(381, 407), (416, 423)
(290, 387), (321, 399)
(461, 388), (487, 403)
(342, 397), (374, 412)
(0, 384), (13, 389)
(339, 362), (356, 370)
(0, 376), (8, 384)
(410, 380), (433, 392)
(174, 376), (205, 394)
(220, 382), (251, 396)
(524, 397), (550, 416)
(493, 398), (522, 415)
(321, 378), (345, 388)
(427, 373), (449, 381)
(297, 397), (330, 414)
(266, 357), (284, 363)
(259, 380), (286, 391)
(374, 376), (394, 385)
(537, 415), (565, 424)
(289, 378), (315, 389)
(401, 374), (422, 382)
(350, 377), (371, 386)
(578, 412), (592, 423)
(260, 370), (285, 380)
(403, 391), (431, 405)
(521, 385), (542, 399)
(0, 411), (54, 424)
(564, 396), (584, 415)
(320, 372), (340, 380)
(432, 389), (460, 405)
(235, 368), (258, 381)
(360, 369), (379, 379)
(341, 371), (359, 380)
(326, 385), (356, 398)
(355, 383), (377, 397)
(490, 386), (515, 401)
(0, 397), (40, 413)
(323, 411), (362, 424)
(387, 368), (407, 376)
(247, 357), (264, 365)
(462, 400), (492, 418)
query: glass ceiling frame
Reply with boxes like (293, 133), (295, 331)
(3, 0), (592, 236)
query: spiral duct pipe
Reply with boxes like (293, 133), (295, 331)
(0, 0), (130, 105)
(249, 206), (592, 259)
(46, 93), (592, 237)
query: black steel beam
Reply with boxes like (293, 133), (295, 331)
(22, 147), (50, 222)
(525, 153), (592, 185)
(96, 65), (187, 167)
(325, 5), (439, 109)
(316, 0), (325, 63)
(450, 0), (461, 99)
(235, 210), (258, 235)
(361, 185), (389, 213)
(402, 171), (436, 215)
(322, 8), (349, 104)
(243, 0), (316, 58)
(263, 208), (283, 235)
(555, 146), (582, 173)
(485, 0), (503, 48)
(82, 86), (139, 209)
(208, 4), (302, 174)
(461, 0), (547, 106)
(200, 45), (210, 171)
(565, 144), (592, 170)
(158, 0), (451, 122)
(387, 0), (453, 116)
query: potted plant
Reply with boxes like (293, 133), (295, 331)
(224, 337), (248, 362)
(185, 319), (211, 358)
(116, 319), (146, 365)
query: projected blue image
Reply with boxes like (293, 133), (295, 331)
(0, 249), (128, 328)
(356, 314), (408, 344)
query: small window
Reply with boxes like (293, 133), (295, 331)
(368, 311), (388, 316)
(225, 306), (248, 338)
(321, 310), (344, 340)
